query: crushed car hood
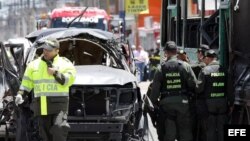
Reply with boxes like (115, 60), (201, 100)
(25, 28), (66, 42)
(74, 65), (136, 85)
(37, 28), (117, 44)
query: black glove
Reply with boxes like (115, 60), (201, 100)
(46, 60), (53, 68)
(148, 105), (160, 127)
(42, 57), (53, 68)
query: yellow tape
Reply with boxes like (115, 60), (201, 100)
(40, 96), (48, 115)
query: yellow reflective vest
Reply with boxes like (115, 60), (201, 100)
(20, 55), (76, 115)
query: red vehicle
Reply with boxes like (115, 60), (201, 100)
(49, 7), (110, 30)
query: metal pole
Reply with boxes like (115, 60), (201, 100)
(167, 0), (171, 41)
(119, 0), (126, 41)
(27, 0), (30, 9)
(215, 0), (218, 10)
(106, 0), (110, 15)
(200, 0), (205, 45)
(176, 0), (181, 46)
(135, 14), (139, 48)
(33, 0), (35, 9)
(182, 0), (188, 48)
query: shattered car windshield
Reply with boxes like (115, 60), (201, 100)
(34, 39), (122, 68)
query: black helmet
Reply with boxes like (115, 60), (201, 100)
(205, 49), (217, 58)
(164, 41), (177, 51)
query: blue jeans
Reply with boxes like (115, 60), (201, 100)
(135, 62), (145, 82)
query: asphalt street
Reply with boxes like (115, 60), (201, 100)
(0, 81), (158, 140)
(138, 81), (159, 141)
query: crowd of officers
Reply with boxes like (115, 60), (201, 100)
(147, 41), (234, 141)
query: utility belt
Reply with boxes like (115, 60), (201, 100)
(160, 90), (187, 99)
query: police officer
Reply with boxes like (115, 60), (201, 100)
(150, 41), (197, 141)
(191, 44), (209, 141)
(15, 38), (76, 141)
(196, 49), (233, 141)
(177, 49), (190, 63)
(146, 82), (165, 141)
(149, 40), (161, 80)
(192, 44), (210, 77)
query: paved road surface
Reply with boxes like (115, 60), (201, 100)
(138, 81), (159, 141)
(0, 81), (159, 140)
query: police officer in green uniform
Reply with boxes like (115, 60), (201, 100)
(150, 41), (197, 141)
(15, 38), (76, 141)
(191, 44), (210, 77)
(148, 40), (161, 80)
(177, 49), (190, 63)
(190, 44), (209, 141)
(146, 82), (165, 141)
(196, 49), (233, 141)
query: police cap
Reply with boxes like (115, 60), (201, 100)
(40, 38), (60, 51)
(164, 41), (177, 51)
(205, 49), (217, 58)
(178, 49), (186, 55)
(197, 44), (210, 55)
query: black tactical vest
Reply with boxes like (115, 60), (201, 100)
(204, 66), (226, 99)
(161, 60), (186, 97)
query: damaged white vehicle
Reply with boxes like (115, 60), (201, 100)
(0, 28), (149, 141)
